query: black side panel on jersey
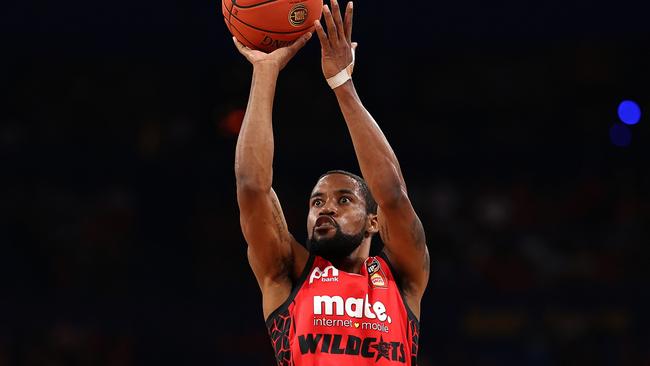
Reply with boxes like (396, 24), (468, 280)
(265, 254), (315, 366)
(408, 313), (421, 366)
(378, 251), (421, 365)
(267, 308), (293, 366)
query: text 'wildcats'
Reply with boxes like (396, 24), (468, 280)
(298, 333), (406, 363)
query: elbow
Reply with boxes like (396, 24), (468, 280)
(235, 162), (272, 193)
(374, 183), (409, 209)
(235, 172), (272, 193)
(234, 154), (273, 192)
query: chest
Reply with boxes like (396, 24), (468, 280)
(293, 260), (405, 329)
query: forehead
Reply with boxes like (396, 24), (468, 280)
(311, 174), (362, 197)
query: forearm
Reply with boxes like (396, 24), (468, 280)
(334, 81), (406, 204)
(235, 64), (280, 190)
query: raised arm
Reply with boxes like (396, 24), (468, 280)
(232, 35), (311, 319)
(314, 1), (429, 314)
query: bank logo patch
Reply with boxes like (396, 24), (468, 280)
(309, 265), (339, 284)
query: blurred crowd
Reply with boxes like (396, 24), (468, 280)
(2, 30), (649, 365)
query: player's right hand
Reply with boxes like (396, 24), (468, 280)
(232, 32), (312, 71)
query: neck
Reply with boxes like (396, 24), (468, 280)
(329, 238), (371, 273)
(331, 256), (365, 274)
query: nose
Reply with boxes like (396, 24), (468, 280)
(318, 200), (337, 216)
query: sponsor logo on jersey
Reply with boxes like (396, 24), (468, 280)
(371, 273), (386, 287)
(309, 265), (339, 284)
(297, 333), (407, 363)
(367, 258), (381, 275)
(312, 317), (390, 333)
(313, 294), (392, 323)
(367, 258), (388, 288)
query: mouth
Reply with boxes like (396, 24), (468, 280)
(315, 226), (335, 236)
(315, 216), (337, 230)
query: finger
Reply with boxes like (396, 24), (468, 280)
(323, 4), (339, 47)
(288, 31), (312, 53)
(314, 20), (330, 50)
(330, 0), (346, 42)
(344, 2), (353, 43)
(350, 42), (357, 74)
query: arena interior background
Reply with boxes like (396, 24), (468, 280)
(2, 0), (650, 364)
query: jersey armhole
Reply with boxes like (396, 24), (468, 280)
(378, 251), (421, 325)
(265, 254), (315, 327)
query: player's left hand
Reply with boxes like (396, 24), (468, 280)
(314, 0), (357, 79)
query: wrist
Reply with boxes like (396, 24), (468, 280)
(333, 81), (359, 106)
(333, 79), (354, 95)
(252, 62), (281, 76)
(326, 69), (351, 89)
(325, 51), (355, 90)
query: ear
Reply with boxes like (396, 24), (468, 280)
(366, 213), (379, 236)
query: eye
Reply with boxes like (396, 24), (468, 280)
(339, 196), (351, 204)
(313, 199), (323, 207)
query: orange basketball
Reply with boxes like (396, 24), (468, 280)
(222, 0), (323, 53)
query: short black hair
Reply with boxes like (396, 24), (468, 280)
(318, 170), (377, 214)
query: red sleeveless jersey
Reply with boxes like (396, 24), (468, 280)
(266, 253), (420, 365)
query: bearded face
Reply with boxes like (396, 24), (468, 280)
(306, 173), (376, 262)
(307, 216), (366, 261)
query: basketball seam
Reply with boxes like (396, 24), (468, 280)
(227, 0), (256, 47)
(227, 9), (313, 35)
(231, 0), (279, 9)
(224, 16), (257, 49)
(224, 1), (234, 36)
(226, 0), (257, 48)
(227, 0), (235, 30)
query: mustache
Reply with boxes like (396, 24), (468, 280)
(311, 217), (341, 236)
(306, 227), (366, 262)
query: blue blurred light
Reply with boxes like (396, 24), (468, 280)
(617, 100), (641, 125)
(610, 123), (632, 147)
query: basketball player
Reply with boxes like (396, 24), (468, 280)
(232, 1), (429, 364)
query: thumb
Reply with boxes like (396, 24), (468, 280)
(233, 36), (251, 57)
(352, 42), (358, 50)
(233, 36), (245, 52)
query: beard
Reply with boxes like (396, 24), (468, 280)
(307, 225), (366, 262)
